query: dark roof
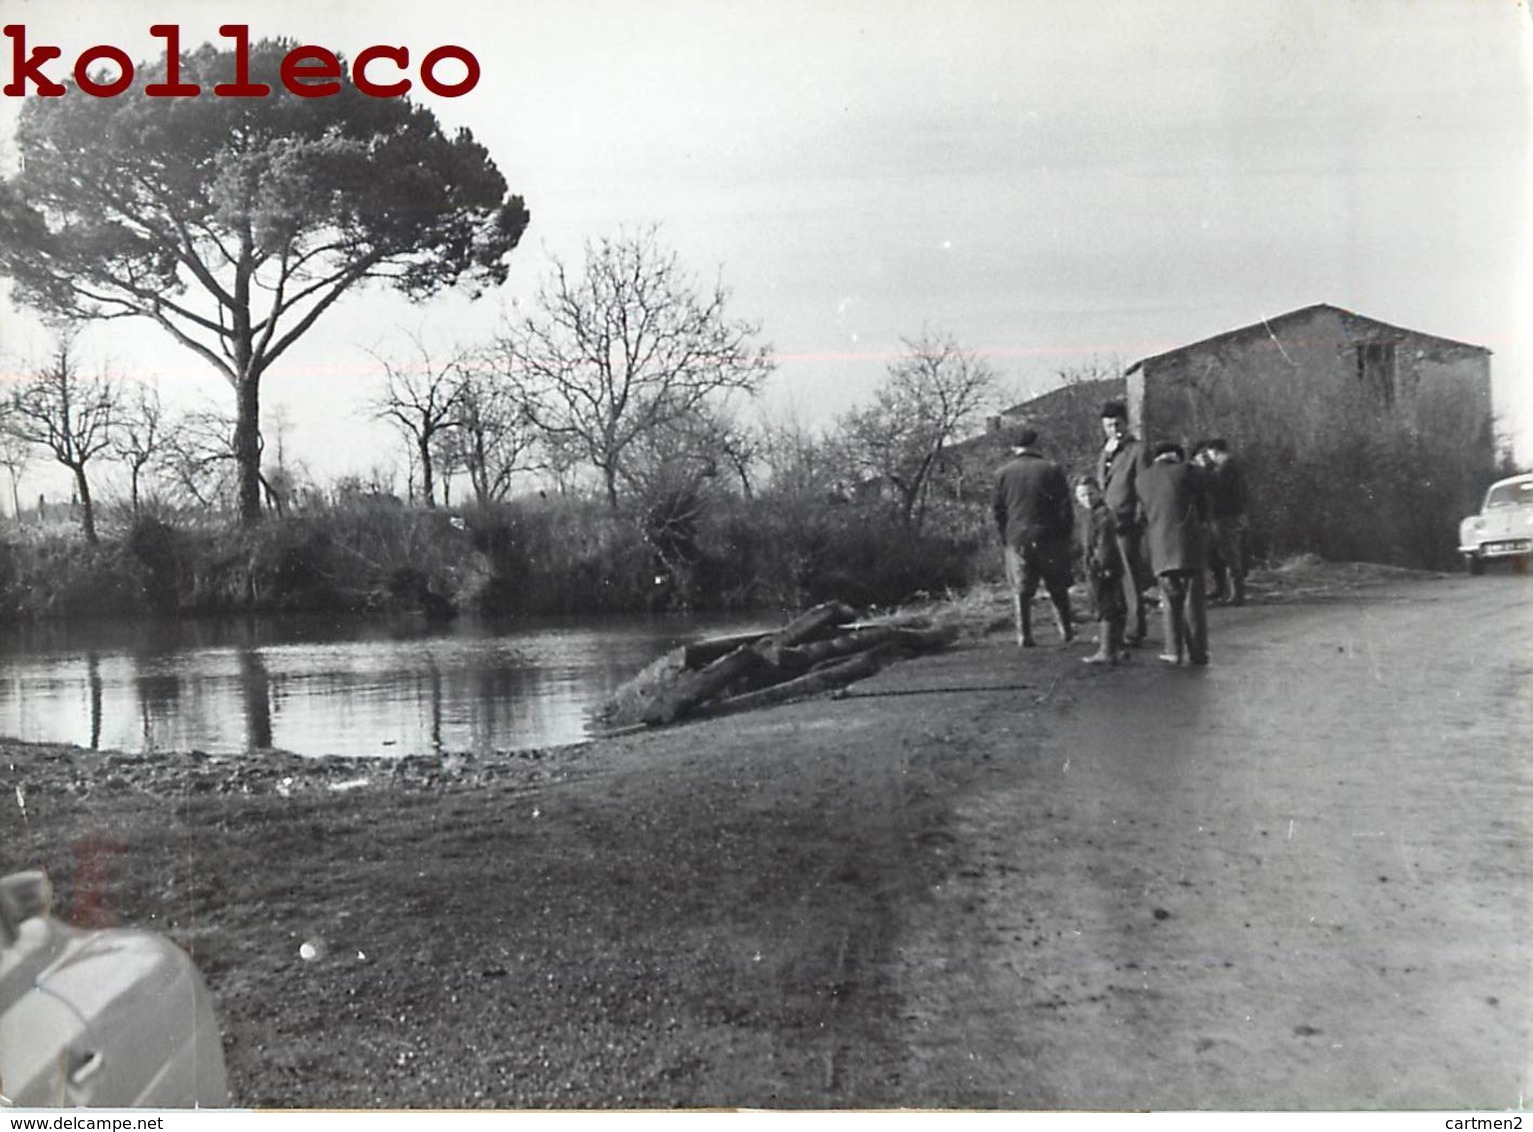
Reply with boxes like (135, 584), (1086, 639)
(1124, 303), (1491, 375)
(945, 375), (1125, 460)
(943, 425), (1018, 461)
(995, 376), (1124, 420)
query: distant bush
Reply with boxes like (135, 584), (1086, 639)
(1245, 411), (1492, 571)
(0, 534), (154, 619)
(0, 487), (996, 623)
(689, 491), (986, 611)
(466, 498), (663, 615)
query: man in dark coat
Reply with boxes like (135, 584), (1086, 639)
(1095, 399), (1153, 645)
(1138, 441), (1210, 665)
(1190, 438), (1225, 593)
(992, 427), (1075, 648)
(1203, 438), (1249, 605)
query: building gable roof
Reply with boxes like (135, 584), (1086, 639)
(1124, 303), (1491, 376)
(943, 376), (1125, 463)
(993, 376), (1124, 421)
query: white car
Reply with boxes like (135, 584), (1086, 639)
(1458, 472), (1533, 574)
(0, 871), (229, 1108)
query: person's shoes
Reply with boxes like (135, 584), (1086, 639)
(1189, 654), (1210, 666)
(1082, 651), (1117, 665)
(1052, 603), (1076, 644)
(1230, 595), (1246, 607)
(1117, 649), (1133, 664)
(1018, 636), (1036, 648)
(1158, 652), (1181, 665)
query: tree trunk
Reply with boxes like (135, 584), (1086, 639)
(234, 375), (262, 527)
(72, 463), (97, 544)
(419, 435), (436, 509)
(471, 436), (490, 507)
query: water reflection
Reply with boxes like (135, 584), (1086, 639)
(87, 651), (102, 751)
(0, 612), (767, 759)
(239, 647), (273, 750)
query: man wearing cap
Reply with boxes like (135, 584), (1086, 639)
(1203, 438), (1249, 605)
(1096, 399), (1153, 645)
(1138, 441), (1210, 665)
(992, 427), (1075, 648)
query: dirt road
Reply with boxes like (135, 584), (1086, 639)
(887, 572), (1532, 1108)
(5, 566), (1530, 1109)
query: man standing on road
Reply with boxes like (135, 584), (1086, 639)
(993, 427), (1075, 648)
(1203, 438), (1249, 605)
(1138, 441), (1210, 665)
(1096, 400), (1152, 646)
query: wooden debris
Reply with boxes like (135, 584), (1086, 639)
(599, 601), (959, 729)
(690, 641), (898, 720)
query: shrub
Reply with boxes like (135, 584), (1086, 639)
(0, 488), (996, 622)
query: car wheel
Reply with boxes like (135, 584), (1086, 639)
(1464, 553), (1484, 576)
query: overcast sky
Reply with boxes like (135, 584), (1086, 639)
(1, 0), (1529, 498)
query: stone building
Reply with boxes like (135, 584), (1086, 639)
(1123, 303), (1496, 566)
(1124, 303), (1493, 460)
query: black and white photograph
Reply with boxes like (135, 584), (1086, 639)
(0, 0), (1529, 1113)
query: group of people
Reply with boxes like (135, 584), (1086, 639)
(990, 399), (1248, 668)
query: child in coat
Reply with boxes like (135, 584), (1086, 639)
(1075, 476), (1129, 665)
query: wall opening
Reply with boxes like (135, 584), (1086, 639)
(1356, 342), (1396, 407)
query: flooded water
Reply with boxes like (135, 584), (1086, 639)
(0, 612), (770, 759)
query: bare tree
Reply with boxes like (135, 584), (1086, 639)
(370, 334), (468, 509)
(259, 402), (312, 516)
(507, 226), (774, 507)
(0, 424), (30, 524)
(113, 381), (168, 516)
(759, 412), (844, 502)
(6, 334), (117, 542)
(161, 406), (241, 511)
(710, 411), (761, 501)
(839, 329), (998, 527)
(432, 428), (463, 508)
(451, 348), (540, 506)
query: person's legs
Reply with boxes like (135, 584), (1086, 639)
(1226, 522), (1247, 606)
(1084, 613), (1127, 664)
(1004, 544), (1033, 648)
(1048, 582), (1074, 642)
(1092, 564), (1130, 664)
(1042, 539), (1075, 643)
(1018, 582), (1037, 646)
(1187, 569), (1209, 663)
(1116, 528), (1149, 644)
(1158, 572), (1187, 663)
(1207, 535), (1229, 602)
(1111, 615), (1130, 661)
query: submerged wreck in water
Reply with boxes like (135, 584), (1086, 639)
(599, 602), (961, 729)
